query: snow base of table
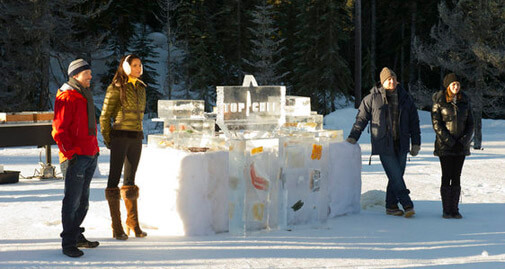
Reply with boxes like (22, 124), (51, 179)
(137, 142), (361, 236)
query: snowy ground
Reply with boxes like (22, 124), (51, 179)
(1, 108), (504, 268)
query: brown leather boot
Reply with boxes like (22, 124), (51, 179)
(105, 187), (128, 240)
(120, 185), (147, 237)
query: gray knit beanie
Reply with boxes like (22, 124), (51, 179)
(68, 59), (91, 77)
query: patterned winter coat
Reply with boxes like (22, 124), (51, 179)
(100, 79), (146, 145)
(431, 90), (474, 156)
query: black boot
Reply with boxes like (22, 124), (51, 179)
(450, 186), (462, 219)
(440, 186), (452, 219)
(76, 233), (99, 248)
(62, 246), (84, 258)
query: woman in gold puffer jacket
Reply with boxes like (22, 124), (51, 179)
(100, 54), (147, 240)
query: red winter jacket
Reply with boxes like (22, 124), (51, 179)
(52, 84), (99, 163)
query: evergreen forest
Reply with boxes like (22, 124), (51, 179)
(1, 0), (504, 126)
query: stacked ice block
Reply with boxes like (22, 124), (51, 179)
(217, 76), (286, 235)
(145, 75), (348, 235)
(228, 138), (280, 234)
(278, 135), (333, 227)
(216, 82), (286, 140)
(148, 100), (218, 151)
(216, 76), (349, 235)
(282, 96), (324, 134)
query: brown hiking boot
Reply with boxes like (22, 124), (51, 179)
(386, 207), (404, 216)
(404, 207), (415, 218)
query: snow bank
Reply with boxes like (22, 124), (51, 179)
(2, 107), (505, 267)
(360, 190), (386, 209)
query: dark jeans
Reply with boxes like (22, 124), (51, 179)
(107, 130), (143, 188)
(60, 159), (69, 180)
(380, 152), (414, 209)
(439, 155), (465, 187)
(61, 154), (97, 249)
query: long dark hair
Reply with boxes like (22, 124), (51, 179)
(111, 54), (141, 105)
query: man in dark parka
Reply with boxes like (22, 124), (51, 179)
(347, 67), (421, 217)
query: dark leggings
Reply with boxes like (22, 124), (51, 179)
(439, 155), (465, 187)
(107, 130), (143, 188)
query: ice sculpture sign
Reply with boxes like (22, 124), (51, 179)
(216, 75), (285, 138)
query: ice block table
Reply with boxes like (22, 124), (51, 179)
(136, 147), (229, 236)
(136, 140), (361, 236)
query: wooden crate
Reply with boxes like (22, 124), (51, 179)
(0, 112), (54, 123)
(0, 171), (20, 184)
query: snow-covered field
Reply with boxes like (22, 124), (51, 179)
(1, 108), (504, 268)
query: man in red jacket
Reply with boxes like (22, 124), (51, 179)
(52, 59), (100, 258)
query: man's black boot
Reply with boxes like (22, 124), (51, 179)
(76, 234), (99, 248)
(62, 246), (84, 258)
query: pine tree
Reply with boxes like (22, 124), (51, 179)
(98, 1), (139, 90)
(212, 0), (243, 85)
(188, 1), (220, 110)
(0, 0), (111, 112)
(172, 0), (196, 100)
(292, 0), (353, 114)
(414, 0), (505, 149)
(131, 25), (162, 115)
(243, 0), (286, 85)
(0, 1), (55, 111)
(213, 0), (258, 85)
(273, 0), (299, 95)
(157, 0), (179, 99)
(364, 0), (438, 90)
(171, 0), (221, 110)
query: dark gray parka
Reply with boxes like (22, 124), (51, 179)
(348, 84), (421, 155)
(431, 90), (474, 156)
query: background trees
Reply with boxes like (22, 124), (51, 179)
(0, 0), (51, 112)
(0, 0), (113, 113)
(243, 1), (286, 86)
(0, 0), (111, 111)
(2, 0), (505, 134)
(414, 0), (505, 149)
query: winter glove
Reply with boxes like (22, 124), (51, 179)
(346, 137), (357, 144)
(410, 145), (420, 156)
(104, 140), (111, 150)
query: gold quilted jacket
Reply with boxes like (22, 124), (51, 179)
(100, 79), (146, 145)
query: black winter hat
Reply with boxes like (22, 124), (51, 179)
(443, 73), (458, 89)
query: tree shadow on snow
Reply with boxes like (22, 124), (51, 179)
(0, 202), (504, 268)
(0, 185), (106, 202)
